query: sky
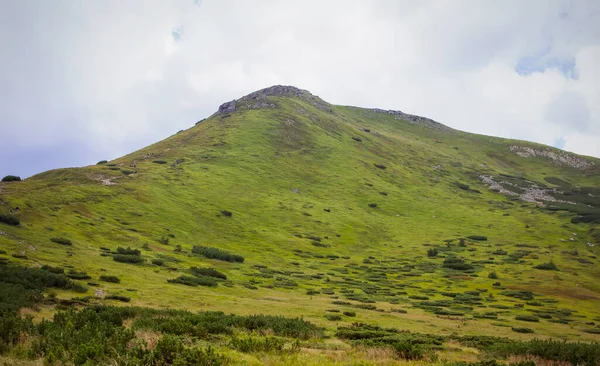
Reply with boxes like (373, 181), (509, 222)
(1, 0), (599, 178)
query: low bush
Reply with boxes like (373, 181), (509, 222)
(511, 327), (534, 334)
(1, 175), (21, 183)
(66, 270), (91, 280)
(443, 257), (474, 271)
(99, 275), (120, 283)
(189, 267), (227, 280)
(373, 164), (387, 169)
(116, 247), (141, 256)
(0, 214), (19, 226)
(96, 160), (108, 164)
(343, 311), (356, 317)
(427, 248), (438, 257)
(41, 265), (64, 274)
(488, 271), (498, 279)
(467, 235), (488, 241)
(152, 258), (164, 266)
(192, 245), (244, 263)
(168, 275), (218, 287)
(113, 254), (144, 264)
(229, 335), (287, 353)
(105, 295), (130, 302)
(220, 210), (233, 217)
(152, 160), (167, 164)
(50, 237), (72, 246)
(534, 261), (558, 270)
(515, 315), (539, 322)
(324, 314), (342, 321)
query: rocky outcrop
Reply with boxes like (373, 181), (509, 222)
(215, 85), (332, 115)
(480, 175), (574, 205)
(509, 145), (594, 170)
(370, 108), (453, 132)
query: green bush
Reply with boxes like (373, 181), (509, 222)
(1, 175), (21, 182)
(534, 261), (558, 270)
(220, 210), (233, 217)
(373, 163), (386, 169)
(324, 314), (342, 321)
(152, 258), (164, 266)
(443, 257), (474, 271)
(467, 235), (488, 241)
(515, 315), (539, 322)
(192, 245), (244, 263)
(41, 265), (64, 274)
(511, 327), (534, 334)
(105, 295), (130, 302)
(189, 267), (227, 280)
(343, 311), (356, 317)
(152, 160), (167, 164)
(116, 247), (141, 256)
(487, 271), (498, 279)
(0, 214), (19, 226)
(66, 269), (91, 280)
(427, 248), (438, 257)
(168, 275), (218, 287)
(96, 160), (108, 165)
(112, 254), (144, 264)
(50, 237), (72, 246)
(99, 275), (120, 283)
(229, 335), (286, 353)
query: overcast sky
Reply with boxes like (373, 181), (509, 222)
(1, 0), (599, 178)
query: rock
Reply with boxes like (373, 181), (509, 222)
(218, 100), (236, 114)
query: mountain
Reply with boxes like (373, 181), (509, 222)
(1, 85), (599, 363)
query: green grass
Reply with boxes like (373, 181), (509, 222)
(0, 87), (599, 360)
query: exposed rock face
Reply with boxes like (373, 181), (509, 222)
(218, 100), (236, 114)
(215, 85), (332, 115)
(509, 145), (593, 170)
(370, 108), (453, 132)
(480, 175), (574, 205)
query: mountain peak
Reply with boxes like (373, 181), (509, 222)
(216, 85), (332, 115)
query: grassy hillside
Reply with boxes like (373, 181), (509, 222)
(1, 86), (599, 364)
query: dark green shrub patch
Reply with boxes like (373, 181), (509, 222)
(189, 267), (227, 280)
(373, 164), (386, 169)
(229, 335), (287, 353)
(427, 248), (438, 257)
(325, 314), (342, 321)
(467, 236), (487, 241)
(220, 210), (233, 217)
(343, 311), (356, 317)
(1, 175), (21, 182)
(113, 254), (144, 264)
(511, 327), (534, 334)
(168, 275), (218, 287)
(192, 245), (244, 263)
(534, 261), (558, 270)
(152, 160), (167, 164)
(443, 257), (474, 271)
(152, 258), (164, 266)
(500, 290), (534, 300)
(96, 160), (108, 164)
(492, 249), (507, 255)
(99, 275), (120, 283)
(66, 269), (91, 280)
(0, 214), (20, 226)
(51, 237), (72, 246)
(515, 315), (539, 322)
(116, 247), (141, 256)
(105, 295), (131, 302)
(41, 265), (64, 274)
(488, 271), (498, 279)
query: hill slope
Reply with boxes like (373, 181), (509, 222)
(1, 85), (600, 344)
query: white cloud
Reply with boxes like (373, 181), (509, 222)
(0, 0), (599, 177)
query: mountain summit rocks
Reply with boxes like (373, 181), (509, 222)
(215, 85), (332, 115)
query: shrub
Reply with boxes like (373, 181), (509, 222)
(41, 265), (64, 274)
(152, 259), (164, 266)
(427, 248), (438, 257)
(324, 314), (342, 321)
(112, 254), (144, 264)
(343, 311), (356, 317)
(373, 163), (387, 169)
(192, 245), (244, 263)
(368, 203), (378, 208)
(512, 327), (534, 334)
(467, 235), (488, 241)
(152, 160), (167, 164)
(229, 335), (286, 353)
(352, 137), (362, 142)
(492, 249), (507, 255)
(516, 315), (539, 322)
(50, 237), (72, 246)
(168, 275), (218, 287)
(443, 257), (474, 271)
(534, 261), (558, 270)
(1, 175), (21, 182)
(105, 295), (130, 302)
(189, 267), (227, 280)
(66, 270), (91, 280)
(116, 247), (141, 256)
(220, 210), (233, 217)
(157, 236), (169, 245)
(488, 271), (498, 279)
(99, 275), (120, 283)
(96, 160), (108, 165)
(0, 214), (19, 226)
